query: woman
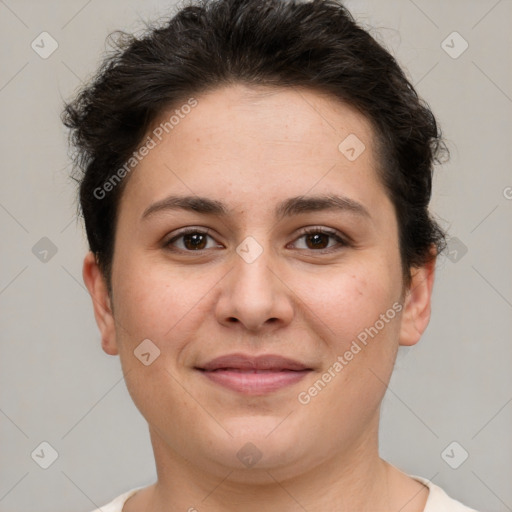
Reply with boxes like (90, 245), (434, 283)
(62, 0), (479, 510)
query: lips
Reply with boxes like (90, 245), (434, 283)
(199, 353), (311, 372)
(196, 353), (312, 395)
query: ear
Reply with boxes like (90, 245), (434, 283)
(398, 255), (436, 347)
(82, 251), (118, 355)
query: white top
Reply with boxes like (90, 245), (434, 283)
(90, 475), (480, 512)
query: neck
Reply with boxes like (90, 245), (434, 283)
(143, 413), (394, 512)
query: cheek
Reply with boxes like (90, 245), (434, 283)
(293, 268), (402, 443)
(112, 256), (214, 344)
(110, 260), (210, 430)
(301, 260), (401, 353)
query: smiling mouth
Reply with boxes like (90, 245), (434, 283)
(195, 353), (313, 395)
(198, 368), (311, 395)
(205, 368), (301, 373)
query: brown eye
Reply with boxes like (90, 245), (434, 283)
(165, 229), (221, 252)
(292, 228), (347, 252)
(182, 233), (208, 250)
(304, 232), (330, 249)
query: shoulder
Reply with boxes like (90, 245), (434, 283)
(409, 475), (481, 512)
(88, 487), (141, 512)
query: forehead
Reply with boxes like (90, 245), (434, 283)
(118, 84), (385, 216)
(165, 84), (375, 152)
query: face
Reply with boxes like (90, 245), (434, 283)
(84, 84), (434, 482)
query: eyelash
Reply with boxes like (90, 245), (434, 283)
(164, 226), (349, 254)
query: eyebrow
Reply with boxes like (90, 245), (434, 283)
(141, 194), (371, 221)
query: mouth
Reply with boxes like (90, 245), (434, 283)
(195, 353), (313, 395)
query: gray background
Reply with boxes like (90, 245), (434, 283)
(0, 0), (511, 511)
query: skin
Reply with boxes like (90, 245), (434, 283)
(83, 84), (435, 511)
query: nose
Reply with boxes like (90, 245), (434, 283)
(214, 242), (294, 333)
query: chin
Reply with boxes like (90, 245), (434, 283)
(208, 418), (313, 472)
